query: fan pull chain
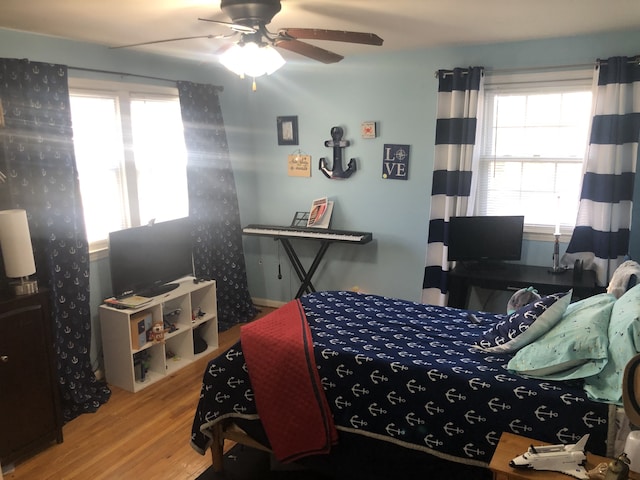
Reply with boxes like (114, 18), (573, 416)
(252, 78), (257, 92)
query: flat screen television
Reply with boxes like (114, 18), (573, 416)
(108, 217), (194, 298)
(447, 215), (524, 264)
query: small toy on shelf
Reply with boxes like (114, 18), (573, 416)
(162, 308), (180, 333)
(148, 321), (165, 342)
(192, 307), (206, 322)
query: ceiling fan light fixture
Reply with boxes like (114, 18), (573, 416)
(257, 44), (286, 75)
(220, 41), (285, 78)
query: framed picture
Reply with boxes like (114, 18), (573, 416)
(361, 121), (376, 139)
(277, 116), (299, 145)
(382, 144), (410, 180)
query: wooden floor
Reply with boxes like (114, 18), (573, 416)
(5, 307), (274, 480)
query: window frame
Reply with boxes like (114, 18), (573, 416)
(68, 77), (186, 258)
(479, 68), (594, 242)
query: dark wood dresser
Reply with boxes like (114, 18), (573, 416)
(0, 290), (63, 464)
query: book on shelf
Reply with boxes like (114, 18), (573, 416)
(104, 294), (152, 309)
(130, 311), (153, 349)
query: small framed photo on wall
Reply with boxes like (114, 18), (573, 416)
(277, 116), (299, 145)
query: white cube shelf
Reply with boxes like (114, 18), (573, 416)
(99, 277), (217, 392)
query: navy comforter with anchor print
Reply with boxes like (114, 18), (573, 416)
(191, 291), (613, 467)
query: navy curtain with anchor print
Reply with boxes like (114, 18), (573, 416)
(0, 58), (111, 422)
(177, 81), (257, 331)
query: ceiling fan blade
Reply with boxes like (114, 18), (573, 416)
(198, 17), (257, 34)
(279, 28), (383, 46)
(275, 38), (343, 64)
(110, 34), (227, 49)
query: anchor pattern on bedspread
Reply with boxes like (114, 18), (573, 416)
(191, 291), (610, 465)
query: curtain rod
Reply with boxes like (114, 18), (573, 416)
(67, 65), (224, 91)
(435, 56), (640, 78)
(435, 63), (588, 78)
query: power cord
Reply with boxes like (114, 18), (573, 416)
(277, 242), (282, 279)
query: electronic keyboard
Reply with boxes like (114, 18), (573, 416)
(242, 224), (373, 244)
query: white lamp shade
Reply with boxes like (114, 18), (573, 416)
(220, 42), (285, 78)
(0, 209), (36, 278)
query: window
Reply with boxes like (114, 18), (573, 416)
(69, 79), (188, 252)
(476, 70), (593, 236)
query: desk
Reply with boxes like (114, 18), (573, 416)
(447, 263), (602, 309)
(242, 224), (373, 298)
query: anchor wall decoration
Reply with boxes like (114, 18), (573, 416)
(319, 126), (357, 179)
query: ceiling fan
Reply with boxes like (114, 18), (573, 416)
(111, 0), (384, 65)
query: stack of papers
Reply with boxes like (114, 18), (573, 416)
(104, 295), (152, 309)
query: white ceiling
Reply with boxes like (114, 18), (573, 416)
(1, 0), (639, 64)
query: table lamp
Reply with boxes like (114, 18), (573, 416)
(0, 209), (38, 295)
(549, 195), (567, 274)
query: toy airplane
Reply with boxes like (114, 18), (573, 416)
(509, 434), (590, 479)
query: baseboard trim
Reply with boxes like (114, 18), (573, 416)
(252, 298), (286, 309)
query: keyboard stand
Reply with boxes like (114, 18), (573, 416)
(242, 224), (373, 299)
(280, 238), (331, 297)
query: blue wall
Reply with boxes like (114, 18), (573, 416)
(227, 30), (640, 303)
(1, 27), (639, 362)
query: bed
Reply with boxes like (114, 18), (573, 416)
(190, 289), (628, 475)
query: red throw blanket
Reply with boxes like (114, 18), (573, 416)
(240, 299), (338, 463)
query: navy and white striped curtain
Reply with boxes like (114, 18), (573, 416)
(562, 56), (640, 286)
(422, 67), (484, 306)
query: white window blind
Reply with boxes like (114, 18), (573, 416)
(477, 70), (593, 234)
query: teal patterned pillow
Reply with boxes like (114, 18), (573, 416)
(585, 284), (640, 404)
(507, 293), (614, 379)
(474, 291), (571, 353)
